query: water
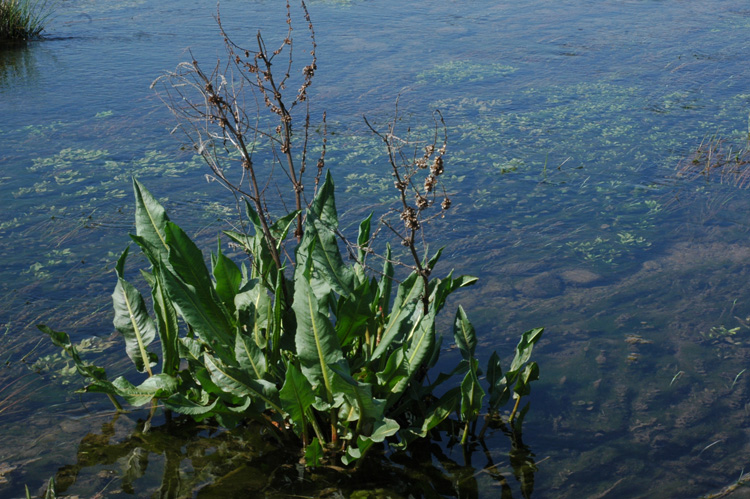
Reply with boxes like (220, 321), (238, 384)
(2, 0), (750, 497)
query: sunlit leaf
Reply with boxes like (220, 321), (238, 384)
(112, 247), (158, 373)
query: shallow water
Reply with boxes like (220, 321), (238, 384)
(2, 0), (750, 497)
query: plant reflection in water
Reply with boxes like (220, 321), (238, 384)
(50, 412), (537, 498)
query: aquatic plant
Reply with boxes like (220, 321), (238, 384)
(38, 1), (544, 466)
(677, 133), (750, 189)
(0, 0), (54, 41)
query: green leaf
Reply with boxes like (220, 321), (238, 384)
(509, 328), (544, 373)
(164, 392), (219, 416)
(87, 374), (178, 407)
(342, 417), (399, 465)
(460, 359), (485, 422)
(158, 223), (235, 361)
(213, 241), (242, 313)
(388, 314), (436, 402)
(292, 253), (347, 401)
(296, 172), (354, 298)
(112, 247), (158, 373)
(304, 437), (323, 467)
(330, 367), (383, 424)
(269, 209), (300, 245)
(378, 243), (394, 316)
(132, 178), (170, 257)
(453, 305), (477, 360)
(203, 354), (284, 415)
(335, 277), (375, 348)
(234, 279), (270, 350)
(514, 361), (540, 397)
(486, 351), (504, 411)
(279, 363), (315, 437)
(165, 222), (219, 302)
(371, 271), (423, 361)
(375, 348), (408, 394)
(150, 265), (180, 376)
(235, 330), (266, 379)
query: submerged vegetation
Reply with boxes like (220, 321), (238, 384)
(0, 0), (53, 41)
(39, 0), (544, 471)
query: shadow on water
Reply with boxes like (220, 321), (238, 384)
(45, 413), (538, 498)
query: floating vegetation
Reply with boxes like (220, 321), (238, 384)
(416, 60), (517, 86)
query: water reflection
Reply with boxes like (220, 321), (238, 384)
(50, 413), (538, 498)
(0, 43), (40, 86)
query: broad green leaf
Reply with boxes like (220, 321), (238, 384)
(203, 354), (284, 415)
(428, 273), (478, 318)
(453, 305), (477, 360)
(212, 241), (242, 313)
(279, 363), (315, 437)
(378, 243), (394, 316)
(132, 178), (170, 257)
(354, 213), (373, 284)
(112, 247), (157, 374)
(296, 172), (354, 298)
(388, 313), (435, 401)
(235, 279), (270, 349)
(88, 374), (178, 406)
(342, 417), (399, 465)
(486, 351), (504, 411)
(304, 437), (323, 467)
(269, 208), (300, 245)
(235, 330), (266, 379)
(330, 367), (383, 425)
(150, 265), (180, 376)
(335, 278), (375, 348)
(165, 222), (219, 301)
(292, 254), (346, 401)
(165, 392), (219, 416)
(161, 266), (235, 363)
(375, 348), (408, 394)
(178, 336), (204, 364)
(460, 359), (485, 422)
(514, 361), (540, 397)
(371, 271), (423, 361)
(160, 223), (235, 361)
(509, 328), (544, 373)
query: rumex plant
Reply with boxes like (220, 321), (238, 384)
(39, 1), (544, 466)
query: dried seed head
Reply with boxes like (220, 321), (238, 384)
(415, 193), (429, 210)
(424, 174), (438, 193)
(394, 180), (407, 192)
(430, 156), (444, 176)
(441, 197), (451, 210)
(400, 207), (420, 230)
(424, 144), (435, 158)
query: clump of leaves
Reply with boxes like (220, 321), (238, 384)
(39, 1), (544, 466)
